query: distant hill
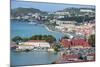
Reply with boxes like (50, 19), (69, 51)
(56, 7), (95, 23)
(57, 8), (79, 12)
(57, 7), (95, 12)
(11, 7), (48, 17)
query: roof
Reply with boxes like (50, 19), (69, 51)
(62, 54), (80, 59)
(26, 40), (46, 42)
(87, 53), (95, 56)
(60, 39), (90, 48)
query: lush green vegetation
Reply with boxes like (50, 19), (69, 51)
(52, 43), (62, 52)
(30, 35), (56, 43)
(88, 34), (95, 47)
(58, 16), (95, 23)
(12, 36), (23, 44)
(61, 36), (70, 39)
(12, 35), (56, 44)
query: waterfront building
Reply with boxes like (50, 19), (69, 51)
(15, 16), (21, 20)
(18, 40), (50, 50)
(16, 45), (34, 50)
(22, 15), (30, 19)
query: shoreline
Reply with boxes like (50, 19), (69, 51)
(44, 25), (56, 33)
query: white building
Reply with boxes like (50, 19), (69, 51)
(56, 20), (77, 25)
(18, 40), (50, 49)
(17, 45), (34, 50)
(32, 13), (40, 18)
(55, 11), (70, 15)
(57, 16), (65, 19)
(15, 16), (21, 19)
(22, 15), (30, 19)
(55, 26), (65, 32)
(80, 9), (94, 13)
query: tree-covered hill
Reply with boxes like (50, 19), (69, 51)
(11, 7), (47, 17)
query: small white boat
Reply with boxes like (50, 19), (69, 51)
(29, 21), (37, 24)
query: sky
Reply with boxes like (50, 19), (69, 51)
(11, 0), (95, 12)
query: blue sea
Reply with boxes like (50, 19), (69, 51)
(11, 51), (60, 66)
(11, 20), (64, 41)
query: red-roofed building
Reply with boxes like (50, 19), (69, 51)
(60, 39), (90, 48)
(26, 40), (46, 42)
